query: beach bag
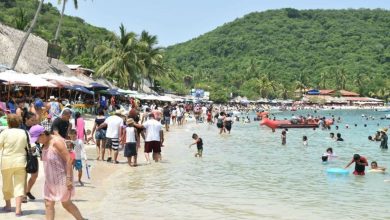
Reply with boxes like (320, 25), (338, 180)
(25, 130), (38, 174)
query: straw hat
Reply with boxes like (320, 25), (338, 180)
(115, 109), (125, 116)
(126, 118), (135, 125)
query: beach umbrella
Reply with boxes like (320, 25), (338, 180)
(96, 89), (122, 96)
(65, 85), (94, 95)
(88, 82), (109, 90)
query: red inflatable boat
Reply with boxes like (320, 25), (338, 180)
(260, 118), (333, 129)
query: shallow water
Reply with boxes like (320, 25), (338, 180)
(92, 110), (390, 220)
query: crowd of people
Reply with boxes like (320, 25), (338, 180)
(0, 94), (388, 219)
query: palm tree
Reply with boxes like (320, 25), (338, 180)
(14, 8), (28, 31)
(48, 0), (80, 63)
(319, 71), (328, 89)
(96, 24), (142, 89)
(335, 68), (347, 90)
(353, 72), (369, 96)
(257, 75), (274, 99)
(11, 0), (44, 70)
(138, 31), (166, 88)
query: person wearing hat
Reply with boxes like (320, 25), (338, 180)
(29, 99), (45, 123)
(47, 96), (61, 121)
(97, 109), (124, 163)
(345, 154), (368, 175)
(0, 114), (28, 216)
(29, 125), (85, 220)
(121, 118), (139, 166)
(380, 129), (388, 149)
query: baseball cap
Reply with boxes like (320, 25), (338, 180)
(34, 99), (44, 108)
(29, 125), (45, 144)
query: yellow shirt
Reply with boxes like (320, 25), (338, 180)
(0, 128), (28, 170)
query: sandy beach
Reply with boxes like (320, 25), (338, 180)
(0, 115), (182, 220)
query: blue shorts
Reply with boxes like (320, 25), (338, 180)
(95, 129), (106, 140)
(74, 160), (82, 171)
(164, 117), (171, 124)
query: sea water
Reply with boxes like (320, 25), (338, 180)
(92, 110), (390, 220)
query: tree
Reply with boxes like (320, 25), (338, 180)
(14, 8), (28, 31)
(353, 72), (369, 96)
(11, 0), (44, 70)
(138, 31), (166, 88)
(335, 68), (348, 90)
(319, 71), (327, 89)
(48, 0), (80, 63)
(96, 24), (142, 89)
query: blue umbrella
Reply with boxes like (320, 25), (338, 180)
(89, 82), (109, 90)
(65, 85), (94, 95)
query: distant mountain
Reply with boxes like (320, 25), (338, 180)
(165, 8), (390, 100)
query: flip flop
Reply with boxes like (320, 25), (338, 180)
(15, 212), (23, 217)
(2, 206), (11, 212)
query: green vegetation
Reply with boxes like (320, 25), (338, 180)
(165, 8), (390, 100)
(1, 2), (389, 102)
(0, 0), (115, 69)
(95, 24), (166, 90)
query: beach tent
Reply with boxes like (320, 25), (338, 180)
(0, 70), (30, 84)
(25, 73), (56, 87)
(118, 89), (138, 95)
(40, 72), (73, 87)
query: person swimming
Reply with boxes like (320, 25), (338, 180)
(302, 136), (308, 146)
(322, 147), (336, 162)
(369, 161), (386, 173)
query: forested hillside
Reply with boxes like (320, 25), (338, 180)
(165, 9), (390, 101)
(0, 0), (115, 69)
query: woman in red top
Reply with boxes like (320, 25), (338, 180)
(345, 154), (368, 175)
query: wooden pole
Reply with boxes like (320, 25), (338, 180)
(7, 83), (10, 101)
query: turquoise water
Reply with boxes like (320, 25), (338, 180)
(95, 110), (390, 220)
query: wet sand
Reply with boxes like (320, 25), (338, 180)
(0, 116), (184, 220)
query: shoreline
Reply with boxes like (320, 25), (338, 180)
(0, 116), (187, 219)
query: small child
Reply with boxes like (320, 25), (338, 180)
(303, 136), (308, 146)
(189, 133), (203, 157)
(85, 129), (96, 145)
(322, 147), (336, 162)
(121, 118), (138, 166)
(281, 130), (287, 145)
(69, 129), (87, 186)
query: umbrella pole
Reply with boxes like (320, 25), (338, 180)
(46, 87), (49, 101)
(29, 86), (32, 97)
(7, 83), (10, 101)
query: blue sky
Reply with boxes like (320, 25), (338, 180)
(47, 0), (390, 46)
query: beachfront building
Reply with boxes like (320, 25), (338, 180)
(303, 89), (383, 106)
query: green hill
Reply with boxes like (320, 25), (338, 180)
(165, 8), (390, 101)
(0, 0), (115, 69)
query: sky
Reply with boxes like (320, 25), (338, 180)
(47, 0), (390, 47)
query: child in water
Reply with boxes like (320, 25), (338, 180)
(322, 147), (336, 162)
(281, 130), (287, 145)
(303, 136), (308, 146)
(189, 133), (203, 157)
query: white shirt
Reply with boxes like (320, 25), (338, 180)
(74, 139), (87, 160)
(143, 119), (162, 142)
(104, 115), (123, 139)
(172, 109), (177, 116)
(125, 126), (136, 143)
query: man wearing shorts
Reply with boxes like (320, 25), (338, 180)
(97, 110), (124, 163)
(136, 113), (164, 163)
